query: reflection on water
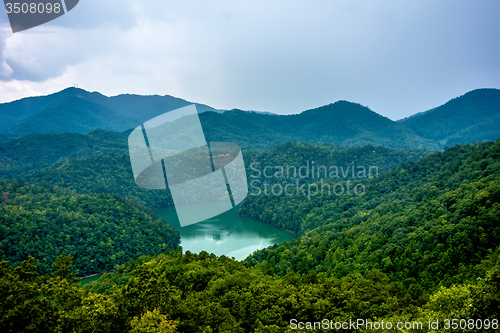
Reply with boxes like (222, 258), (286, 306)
(155, 204), (297, 261)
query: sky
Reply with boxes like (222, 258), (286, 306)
(0, 0), (499, 120)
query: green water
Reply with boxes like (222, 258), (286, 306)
(80, 205), (296, 284)
(80, 274), (102, 286)
(155, 205), (297, 260)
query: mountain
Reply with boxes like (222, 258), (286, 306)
(286, 101), (436, 148)
(398, 88), (500, 147)
(0, 89), (73, 132)
(16, 142), (429, 210)
(9, 87), (500, 150)
(201, 102), (439, 150)
(2, 87), (500, 150)
(82, 90), (220, 122)
(243, 139), (500, 290)
(2, 140), (498, 332)
(0, 129), (128, 177)
(3, 98), (138, 136)
(0, 87), (221, 135)
(0, 108), (437, 181)
(0, 88), (438, 150)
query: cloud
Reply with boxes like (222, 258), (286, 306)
(0, 0), (499, 119)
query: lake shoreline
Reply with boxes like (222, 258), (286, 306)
(238, 213), (298, 234)
(154, 205), (297, 259)
(153, 205), (299, 235)
(80, 209), (297, 281)
(79, 269), (114, 280)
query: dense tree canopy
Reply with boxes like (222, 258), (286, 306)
(0, 129), (128, 178)
(1, 249), (499, 332)
(243, 140), (500, 293)
(19, 142), (429, 209)
(1, 128), (499, 332)
(0, 181), (179, 276)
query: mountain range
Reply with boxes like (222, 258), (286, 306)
(0, 87), (499, 150)
(0, 88), (219, 137)
(1, 88), (500, 331)
(398, 88), (500, 147)
(199, 102), (438, 149)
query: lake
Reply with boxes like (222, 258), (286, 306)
(80, 274), (103, 286)
(81, 204), (296, 285)
(154, 204), (298, 261)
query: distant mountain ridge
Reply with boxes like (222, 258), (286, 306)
(0, 87), (221, 137)
(1, 87), (499, 149)
(4, 98), (138, 136)
(398, 88), (500, 147)
(200, 101), (438, 150)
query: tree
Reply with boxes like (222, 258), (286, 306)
(130, 309), (178, 332)
(52, 254), (80, 283)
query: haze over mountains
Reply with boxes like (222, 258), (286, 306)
(0, 88), (219, 137)
(398, 88), (500, 147)
(0, 87), (499, 149)
(200, 102), (438, 149)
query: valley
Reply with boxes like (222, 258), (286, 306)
(1, 88), (499, 332)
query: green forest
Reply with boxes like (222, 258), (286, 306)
(3, 87), (500, 150)
(1, 126), (500, 331)
(13, 141), (429, 209)
(399, 89), (500, 147)
(0, 129), (129, 177)
(242, 141), (500, 288)
(1, 248), (499, 332)
(0, 181), (179, 276)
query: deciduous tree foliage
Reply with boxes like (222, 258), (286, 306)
(244, 140), (500, 292)
(18, 142), (429, 209)
(0, 181), (180, 276)
(2, 250), (498, 332)
(1, 135), (499, 331)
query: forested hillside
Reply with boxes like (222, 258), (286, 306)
(399, 88), (500, 147)
(0, 122), (431, 182)
(1, 247), (498, 332)
(244, 142), (429, 183)
(0, 129), (128, 177)
(0, 87), (219, 135)
(1, 87), (441, 150)
(0, 140), (499, 331)
(16, 142), (429, 210)
(200, 102), (438, 150)
(0, 181), (179, 276)
(22, 153), (172, 209)
(1, 117), (499, 331)
(0, 134), (16, 143)
(242, 140), (500, 292)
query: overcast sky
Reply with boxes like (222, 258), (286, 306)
(0, 0), (499, 120)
